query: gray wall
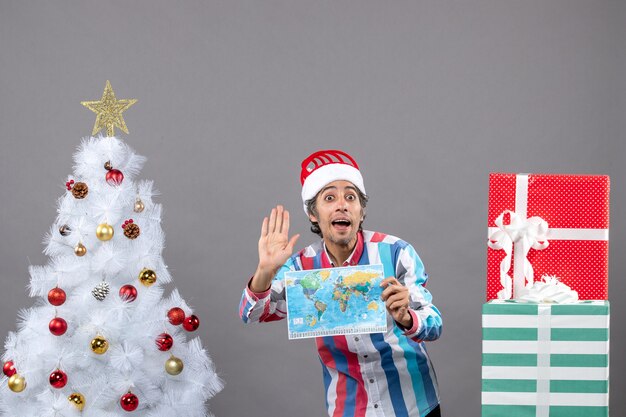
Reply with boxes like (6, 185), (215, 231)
(1, 1), (624, 416)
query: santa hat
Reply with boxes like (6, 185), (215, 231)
(300, 150), (366, 214)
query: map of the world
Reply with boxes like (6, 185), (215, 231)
(285, 264), (387, 339)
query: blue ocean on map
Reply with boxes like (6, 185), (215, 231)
(285, 264), (387, 339)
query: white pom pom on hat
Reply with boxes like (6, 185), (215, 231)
(300, 150), (366, 215)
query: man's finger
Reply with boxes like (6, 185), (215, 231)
(287, 233), (300, 252)
(281, 209), (290, 235)
(261, 216), (269, 237)
(381, 285), (396, 301)
(385, 292), (407, 307)
(276, 205), (284, 234)
(389, 300), (408, 311)
(380, 277), (399, 288)
(381, 283), (405, 300)
(268, 207), (277, 233)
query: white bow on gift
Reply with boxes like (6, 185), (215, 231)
(488, 210), (550, 299)
(516, 275), (579, 304)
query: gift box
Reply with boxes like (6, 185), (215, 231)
(487, 173), (610, 301)
(481, 300), (610, 417)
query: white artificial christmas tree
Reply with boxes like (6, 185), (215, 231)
(0, 82), (222, 416)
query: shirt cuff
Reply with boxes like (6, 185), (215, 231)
(246, 277), (271, 300)
(401, 309), (420, 336)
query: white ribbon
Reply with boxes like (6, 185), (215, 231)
(517, 275), (579, 304)
(488, 210), (549, 299)
(536, 304), (552, 417)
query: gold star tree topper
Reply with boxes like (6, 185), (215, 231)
(81, 81), (137, 137)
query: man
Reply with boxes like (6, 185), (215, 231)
(239, 150), (442, 417)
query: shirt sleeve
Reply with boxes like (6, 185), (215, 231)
(239, 256), (296, 324)
(394, 243), (443, 342)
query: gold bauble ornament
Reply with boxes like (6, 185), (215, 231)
(165, 355), (184, 375)
(96, 223), (114, 241)
(91, 336), (109, 354)
(68, 392), (86, 411)
(74, 242), (87, 257)
(8, 374), (26, 392)
(139, 268), (157, 286)
(134, 198), (145, 213)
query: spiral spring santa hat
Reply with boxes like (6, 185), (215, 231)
(300, 149), (366, 214)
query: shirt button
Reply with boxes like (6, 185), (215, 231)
(363, 355), (368, 358)
(374, 404), (379, 409)
(369, 378), (374, 383)
(354, 337), (360, 341)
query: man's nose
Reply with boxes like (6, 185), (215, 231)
(335, 198), (348, 210)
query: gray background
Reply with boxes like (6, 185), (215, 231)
(1, 1), (624, 416)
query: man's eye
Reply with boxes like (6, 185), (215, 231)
(346, 194), (356, 201)
(324, 195), (334, 201)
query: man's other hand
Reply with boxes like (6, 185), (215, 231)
(250, 205), (300, 293)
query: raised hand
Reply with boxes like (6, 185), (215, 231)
(250, 205), (300, 293)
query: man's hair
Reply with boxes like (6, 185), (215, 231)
(305, 188), (369, 237)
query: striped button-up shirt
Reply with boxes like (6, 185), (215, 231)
(240, 230), (442, 417)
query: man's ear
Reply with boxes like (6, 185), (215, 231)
(309, 213), (318, 223)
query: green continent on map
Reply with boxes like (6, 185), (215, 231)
(314, 301), (327, 320)
(299, 272), (322, 299)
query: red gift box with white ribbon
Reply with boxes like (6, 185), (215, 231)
(487, 173), (610, 301)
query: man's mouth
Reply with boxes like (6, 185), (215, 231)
(331, 219), (352, 230)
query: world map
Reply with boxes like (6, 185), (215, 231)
(285, 264), (387, 339)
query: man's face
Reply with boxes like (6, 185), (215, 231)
(309, 180), (364, 248)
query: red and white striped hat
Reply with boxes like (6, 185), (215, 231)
(300, 150), (366, 214)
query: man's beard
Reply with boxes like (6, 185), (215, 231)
(326, 232), (356, 248)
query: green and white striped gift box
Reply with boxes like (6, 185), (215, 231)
(482, 300), (610, 417)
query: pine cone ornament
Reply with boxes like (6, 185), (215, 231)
(122, 219), (140, 239)
(70, 182), (89, 199)
(92, 282), (110, 301)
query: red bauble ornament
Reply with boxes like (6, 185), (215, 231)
(120, 391), (139, 412)
(49, 317), (68, 336)
(49, 369), (67, 388)
(155, 333), (173, 351)
(119, 285), (138, 302)
(167, 307), (185, 325)
(3, 361), (16, 377)
(182, 315), (200, 332)
(106, 169), (124, 186)
(47, 287), (66, 306)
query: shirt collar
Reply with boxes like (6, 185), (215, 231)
(321, 231), (364, 267)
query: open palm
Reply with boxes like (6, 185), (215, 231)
(251, 205), (300, 292)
